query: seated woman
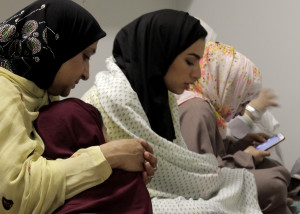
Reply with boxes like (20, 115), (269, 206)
(177, 41), (291, 214)
(0, 0), (155, 213)
(82, 9), (263, 213)
(35, 98), (153, 214)
(198, 19), (284, 165)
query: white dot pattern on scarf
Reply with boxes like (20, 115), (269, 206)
(81, 56), (262, 214)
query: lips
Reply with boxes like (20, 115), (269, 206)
(73, 80), (80, 89)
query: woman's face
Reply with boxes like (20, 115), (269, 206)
(48, 41), (98, 97)
(164, 38), (205, 95)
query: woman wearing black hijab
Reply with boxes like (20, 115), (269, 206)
(112, 9), (206, 141)
(0, 0), (155, 213)
(83, 9), (263, 213)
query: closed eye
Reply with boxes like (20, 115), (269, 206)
(185, 59), (194, 66)
(83, 54), (90, 60)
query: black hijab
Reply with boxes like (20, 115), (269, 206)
(0, 0), (106, 89)
(113, 9), (207, 141)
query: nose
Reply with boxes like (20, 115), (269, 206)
(82, 67), (90, 80)
(192, 65), (201, 80)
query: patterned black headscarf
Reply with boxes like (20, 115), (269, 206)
(0, 0), (106, 89)
(113, 9), (207, 141)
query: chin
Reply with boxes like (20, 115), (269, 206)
(175, 89), (185, 95)
(167, 86), (184, 94)
(60, 90), (71, 97)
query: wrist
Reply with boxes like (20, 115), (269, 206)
(99, 144), (118, 169)
(245, 105), (262, 122)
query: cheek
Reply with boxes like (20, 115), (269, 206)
(240, 107), (246, 115)
(181, 63), (193, 78)
(237, 106), (246, 116)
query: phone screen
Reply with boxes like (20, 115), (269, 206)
(256, 135), (282, 151)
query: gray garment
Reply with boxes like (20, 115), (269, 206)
(179, 98), (291, 214)
(291, 158), (300, 176)
(289, 158), (300, 196)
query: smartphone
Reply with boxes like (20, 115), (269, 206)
(256, 133), (285, 151)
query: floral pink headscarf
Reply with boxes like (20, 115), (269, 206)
(189, 41), (262, 138)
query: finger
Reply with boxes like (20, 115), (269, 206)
(140, 139), (154, 154)
(256, 136), (266, 143)
(252, 135), (266, 143)
(142, 171), (153, 185)
(144, 152), (157, 168)
(262, 151), (271, 156)
(144, 161), (155, 177)
(253, 141), (260, 147)
(266, 92), (277, 98)
(260, 133), (270, 138)
(268, 101), (279, 107)
(257, 133), (269, 141)
(142, 171), (149, 185)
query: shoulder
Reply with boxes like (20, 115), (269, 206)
(0, 75), (23, 104)
(0, 75), (17, 89)
(178, 97), (217, 129)
(179, 97), (214, 117)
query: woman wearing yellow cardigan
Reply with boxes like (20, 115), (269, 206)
(0, 0), (156, 213)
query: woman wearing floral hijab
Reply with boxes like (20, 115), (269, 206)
(83, 10), (263, 213)
(178, 41), (292, 214)
(0, 0), (155, 213)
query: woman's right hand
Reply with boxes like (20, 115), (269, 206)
(100, 139), (145, 171)
(248, 88), (279, 112)
(244, 146), (270, 164)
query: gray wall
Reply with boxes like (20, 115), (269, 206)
(1, 0), (299, 170)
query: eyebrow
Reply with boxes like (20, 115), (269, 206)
(188, 53), (201, 60)
(90, 48), (96, 55)
(87, 47), (97, 55)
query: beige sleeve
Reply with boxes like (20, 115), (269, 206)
(59, 146), (112, 199)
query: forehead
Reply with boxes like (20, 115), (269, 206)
(181, 39), (205, 57)
(83, 41), (98, 52)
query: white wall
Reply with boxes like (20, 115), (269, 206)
(1, 0), (299, 170)
(177, 0), (300, 170)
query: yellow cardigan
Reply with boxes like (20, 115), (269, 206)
(0, 68), (112, 214)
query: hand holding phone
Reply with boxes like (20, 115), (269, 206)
(255, 133), (285, 151)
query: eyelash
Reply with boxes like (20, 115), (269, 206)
(185, 59), (194, 66)
(83, 54), (90, 60)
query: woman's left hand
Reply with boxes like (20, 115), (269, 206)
(141, 140), (157, 185)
